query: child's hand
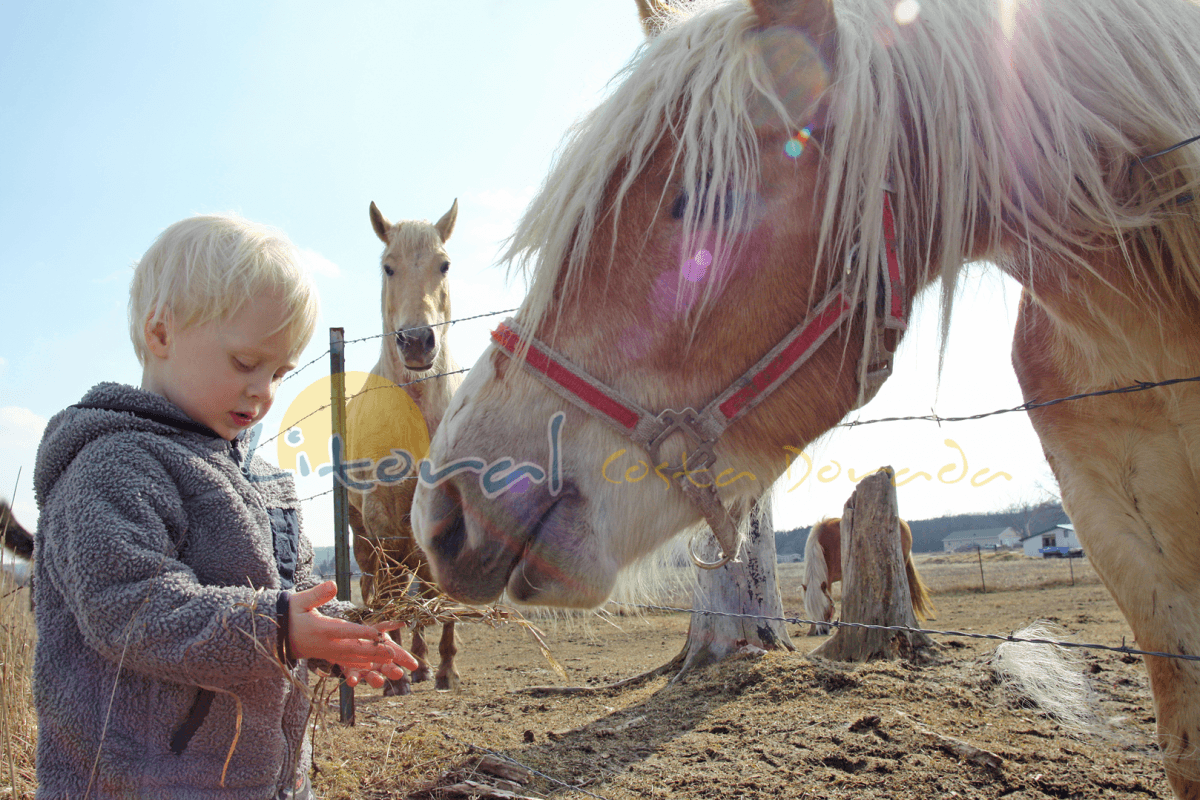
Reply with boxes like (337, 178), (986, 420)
(288, 581), (419, 688)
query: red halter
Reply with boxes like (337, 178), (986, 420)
(491, 193), (907, 568)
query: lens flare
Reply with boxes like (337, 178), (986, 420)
(785, 127), (812, 159)
(894, 0), (920, 25)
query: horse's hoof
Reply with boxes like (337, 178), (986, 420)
(435, 674), (460, 692)
(382, 678), (411, 697)
(411, 667), (432, 684)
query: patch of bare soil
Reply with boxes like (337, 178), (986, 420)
(311, 557), (1170, 799)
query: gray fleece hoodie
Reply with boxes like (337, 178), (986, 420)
(33, 382), (332, 799)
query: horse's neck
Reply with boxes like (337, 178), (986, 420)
(1010, 246), (1200, 386)
(374, 345), (462, 435)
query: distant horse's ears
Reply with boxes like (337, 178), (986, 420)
(435, 199), (458, 243)
(369, 201), (391, 244)
(750, 0), (838, 73)
(635, 0), (678, 37)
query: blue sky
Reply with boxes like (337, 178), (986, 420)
(0, 2), (1056, 548)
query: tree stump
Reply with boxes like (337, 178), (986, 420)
(673, 499), (795, 681)
(809, 467), (936, 662)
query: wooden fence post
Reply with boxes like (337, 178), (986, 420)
(673, 498), (795, 680)
(329, 327), (355, 725)
(809, 467), (936, 662)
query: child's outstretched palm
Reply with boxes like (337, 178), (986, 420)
(289, 581), (418, 688)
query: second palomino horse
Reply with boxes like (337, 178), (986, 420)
(347, 199), (463, 693)
(802, 517), (935, 636)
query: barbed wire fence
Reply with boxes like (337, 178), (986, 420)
(280, 305), (1200, 796)
(273, 304), (1200, 658)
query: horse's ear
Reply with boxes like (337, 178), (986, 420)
(435, 199), (458, 243)
(750, 0), (838, 73)
(635, 0), (676, 38)
(369, 201), (391, 244)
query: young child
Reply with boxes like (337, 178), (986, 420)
(32, 213), (417, 799)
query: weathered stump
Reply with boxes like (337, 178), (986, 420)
(673, 499), (795, 680)
(809, 467), (936, 662)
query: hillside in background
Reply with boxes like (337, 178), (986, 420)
(775, 502), (1069, 555)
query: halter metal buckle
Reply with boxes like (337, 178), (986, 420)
(646, 408), (713, 470)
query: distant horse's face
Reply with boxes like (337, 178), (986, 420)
(370, 200), (458, 372)
(415, 2), (860, 607)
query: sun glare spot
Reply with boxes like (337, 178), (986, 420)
(998, 0), (1018, 40)
(683, 249), (712, 282)
(893, 0), (920, 25)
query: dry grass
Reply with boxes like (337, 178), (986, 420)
(0, 557), (35, 800)
(306, 679), (462, 800)
(774, 550), (1101, 611)
(0, 550), (1106, 799)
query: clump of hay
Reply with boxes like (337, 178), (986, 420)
(988, 621), (1129, 744)
(345, 586), (567, 680)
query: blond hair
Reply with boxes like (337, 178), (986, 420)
(128, 213), (320, 364)
(506, 0), (1200, 373)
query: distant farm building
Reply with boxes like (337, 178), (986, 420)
(1021, 523), (1081, 558)
(941, 526), (1021, 552)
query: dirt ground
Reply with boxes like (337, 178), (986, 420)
(310, 554), (1173, 799)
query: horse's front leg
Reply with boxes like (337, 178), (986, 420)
(1014, 294), (1200, 798)
(408, 623), (432, 684)
(381, 626), (413, 697)
(435, 621), (459, 691)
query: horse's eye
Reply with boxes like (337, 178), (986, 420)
(440, 261), (451, 275)
(384, 264), (394, 277)
(670, 193), (688, 220)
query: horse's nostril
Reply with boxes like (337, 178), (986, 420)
(426, 482), (467, 562)
(421, 328), (436, 352)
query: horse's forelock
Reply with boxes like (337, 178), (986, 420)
(383, 220), (445, 263)
(504, 1), (792, 345)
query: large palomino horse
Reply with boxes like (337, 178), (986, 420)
(412, 0), (1200, 793)
(802, 517), (935, 636)
(348, 199), (464, 693)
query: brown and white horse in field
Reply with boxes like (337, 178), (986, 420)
(801, 517), (935, 636)
(348, 199), (463, 693)
(413, 0), (1200, 792)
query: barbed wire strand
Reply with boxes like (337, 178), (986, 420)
(279, 307), (517, 388)
(840, 375), (1200, 428)
(342, 307), (519, 347)
(259, 367), (470, 451)
(613, 602), (1200, 662)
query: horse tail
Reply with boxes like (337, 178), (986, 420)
(1, 499), (33, 560)
(803, 518), (834, 634)
(905, 550), (937, 622)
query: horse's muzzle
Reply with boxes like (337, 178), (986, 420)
(395, 327), (438, 371)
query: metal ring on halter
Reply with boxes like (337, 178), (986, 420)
(689, 529), (735, 569)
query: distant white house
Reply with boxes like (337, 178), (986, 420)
(941, 526), (1020, 552)
(1022, 523), (1081, 558)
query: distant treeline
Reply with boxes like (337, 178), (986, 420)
(775, 503), (1069, 555)
(313, 504), (1069, 567)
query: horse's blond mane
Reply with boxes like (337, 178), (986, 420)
(383, 219), (444, 260)
(504, 0), (1200, 377)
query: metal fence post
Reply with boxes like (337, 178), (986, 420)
(329, 327), (355, 725)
